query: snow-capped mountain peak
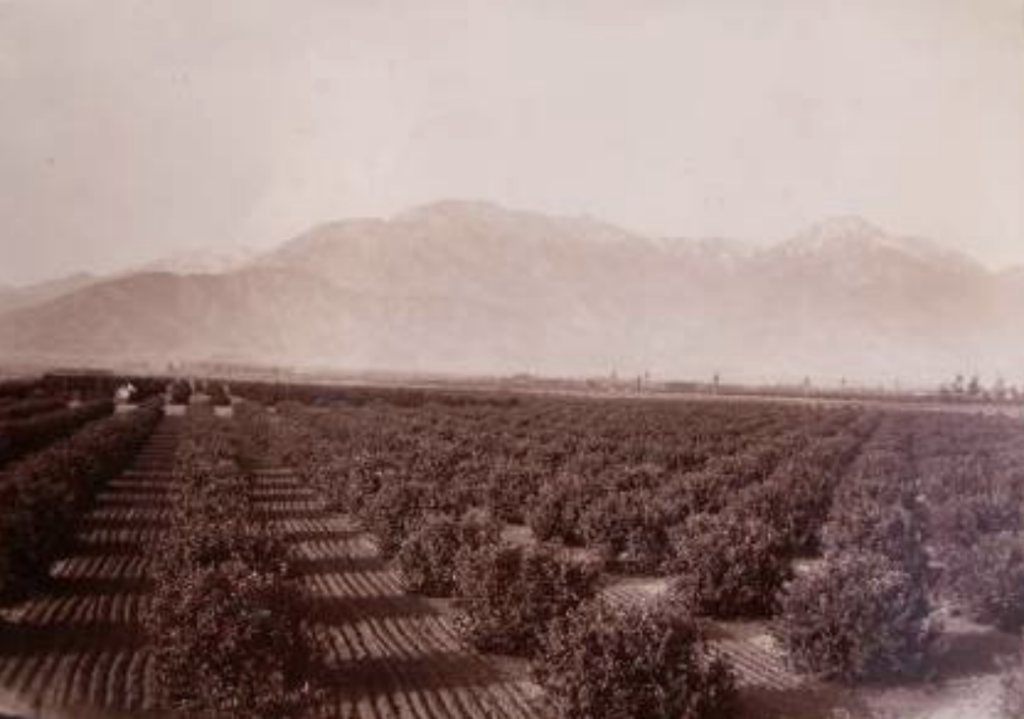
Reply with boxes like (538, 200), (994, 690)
(772, 216), (981, 275)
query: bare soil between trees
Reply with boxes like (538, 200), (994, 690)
(0, 416), (1016, 719)
(0, 418), (545, 719)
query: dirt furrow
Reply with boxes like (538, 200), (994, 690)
(255, 466), (550, 719)
(0, 420), (181, 714)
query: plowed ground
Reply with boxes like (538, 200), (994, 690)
(0, 418), (180, 718)
(255, 466), (549, 719)
(0, 421), (549, 719)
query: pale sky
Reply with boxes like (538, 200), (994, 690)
(1, 0), (1022, 284)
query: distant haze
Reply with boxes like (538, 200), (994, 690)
(1, 200), (1023, 385)
(1, 0), (1023, 285)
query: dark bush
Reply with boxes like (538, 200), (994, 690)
(396, 512), (500, 596)
(777, 550), (935, 683)
(734, 466), (835, 556)
(337, 453), (394, 514)
(0, 397), (64, 422)
(453, 544), (599, 656)
(0, 403), (160, 599)
(822, 498), (930, 580)
(0, 399), (113, 468)
(209, 383), (232, 407)
(148, 561), (318, 718)
(580, 491), (670, 573)
(146, 415), (322, 718)
(485, 462), (542, 524)
(0, 378), (42, 401)
(930, 493), (1021, 549)
(534, 600), (738, 719)
(669, 511), (791, 618)
(652, 473), (705, 528)
(168, 380), (192, 405)
(361, 480), (436, 558)
(527, 475), (595, 546)
(947, 532), (1024, 631)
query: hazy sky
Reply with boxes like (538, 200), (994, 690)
(1, 0), (1022, 284)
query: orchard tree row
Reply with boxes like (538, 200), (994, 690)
(144, 414), (320, 719)
(0, 398), (114, 468)
(257, 391), (1024, 718)
(0, 400), (161, 600)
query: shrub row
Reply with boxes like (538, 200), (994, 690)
(167, 379), (192, 405)
(912, 412), (1024, 632)
(144, 416), (319, 719)
(773, 410), (1024, 685)
(0, 378), (43, 400)
(276, 398), (875, 581)
(0, 396), (65, 422)
(535, 600), (738, 719)
(776, 417), (938, 683)
(39, 372), (168, 401)
(0, 400), (161, 600)
(396, 512), (500, 596)
(453, 543), (600, 656)
(777, 550), (934, 682)
(254, 406), (599, 665)
(669, 511), (791, 618)
(270, 399), (883, 631)
(266, 397), (1024, 691)
(231, 379), (520, 408)
(234, 403), (746, 719)
(0, 399), (113, 468)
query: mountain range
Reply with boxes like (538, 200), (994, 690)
(0, 200), (1021, 384)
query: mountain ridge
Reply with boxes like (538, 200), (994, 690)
(0, 201), (1019, 383)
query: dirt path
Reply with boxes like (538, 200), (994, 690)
(252, 466), (550, 719)
(0, 417), (181, 718)
(601, 576), (867, 719)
